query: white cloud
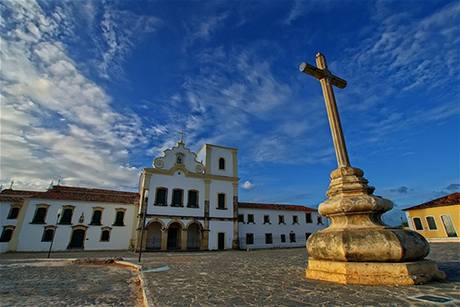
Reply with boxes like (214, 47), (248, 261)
(184, 13), (228, 49)
(97, 6), (161, 79)
(0, 0), (152, 191)
(241, 180), (255, 190)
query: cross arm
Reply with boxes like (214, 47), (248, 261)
(299, 62), (347, 89)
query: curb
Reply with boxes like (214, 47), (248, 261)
(115, 261), (153, 307)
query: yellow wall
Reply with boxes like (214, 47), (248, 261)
(406, 204), (460, 239)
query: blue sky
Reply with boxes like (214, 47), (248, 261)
(1, 0), (459, 225)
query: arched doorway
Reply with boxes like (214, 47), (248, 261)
(68, 228), (86, 249)
(146, 221), (162, 250)
(187, 223), (201, 250)
(167, 222), (182, 250)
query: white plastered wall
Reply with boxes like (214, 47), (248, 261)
(16, 199), (136, 252)
(238, 208), (326, 249)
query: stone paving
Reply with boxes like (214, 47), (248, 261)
(0, 243), (459, 306)
(0, 259), (141, 306)
(138, 243), (460, 306)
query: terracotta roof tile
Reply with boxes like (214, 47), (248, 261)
(238, 202), (316, 212)
(1, 186), (139, 205)
(403, 192), (460, 211)
(0, 195), (26, 202)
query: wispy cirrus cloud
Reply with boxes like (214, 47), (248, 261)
(0, 0), (155, 190)
(97, 5), (161, 79)
(185, 13), (229, 48)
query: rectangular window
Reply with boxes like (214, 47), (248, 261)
(305, 233), (311, 241)
(90, 210), (102, 225)
(0, 227), (14, 242)
(172, 189), (184, 207)
(305, 213), (312, 223)
(246, 233), (254, 245)
(155, 188), (168, 206)
(31, 207), (47, 224)
(41, 228), (55, 242)
(113, 211), (125, 226)
(187, 190), (199, 208)
(59, 208), (73, 225)
(278, 215), (285, 224)
(413, 217), (423, 230)
(100, 229), (111, 242)
(247, 214), (254, 224)
(289, 233), (296, 243)
(280, 234), (286, 243)
(217, 193), (226, 209)
(7, 206), (20, 219)
(292, 215), (299, 224)
(219, 158), (225, 170)
(265, 233), (273, 244)
(238, 214), (244, 223)
(263, 215), (270, 224)
(426, 216), (437, 230)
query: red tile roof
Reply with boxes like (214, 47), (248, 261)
(403, 192), (460, 211)
(238, 202), (316, 212)
(0, 186), (139, 205)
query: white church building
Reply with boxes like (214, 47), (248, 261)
(1, 141), (326, 253)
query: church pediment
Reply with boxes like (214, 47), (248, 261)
(153, 142), (205, 174)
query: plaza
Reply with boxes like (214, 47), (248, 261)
(1, 243), (459, 306)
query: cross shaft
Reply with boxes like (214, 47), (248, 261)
(299, 53), (350, 168)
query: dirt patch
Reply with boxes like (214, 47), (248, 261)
(71, 258), (146, 307)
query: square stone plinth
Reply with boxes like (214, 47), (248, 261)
(306, 259), (446, 285)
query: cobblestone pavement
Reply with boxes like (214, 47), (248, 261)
(137, 243), (460, 306)
(0, 243), (459, 306)
(0, 260), (141, 306)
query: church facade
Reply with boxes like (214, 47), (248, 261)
(137, 141), (239, 251)
(1, 141), (326, 253)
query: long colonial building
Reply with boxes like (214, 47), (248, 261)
(1, 141), (326, 253)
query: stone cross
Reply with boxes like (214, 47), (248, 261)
(299, 53), (350, 168)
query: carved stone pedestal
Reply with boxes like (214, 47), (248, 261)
(306, 167), (445, 285)
(306, 259), (444, 285)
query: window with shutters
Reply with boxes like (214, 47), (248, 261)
(155, 187), (168, 206)
(172, 189), (184, 207)
(100, 227), (111, 242)
(0, 226), (15, 242)
(31, 205), (48, 224)
(265, 233), (273, 244)
(292, 215), (299, 224)
(41, 226), (55, 242)
(426, 216), (437, 230)
(113, 209), (126, 226)
(59, 207), (74, 225)
(413, 217), (423, 230)
(217, 193), (226, 209)
(187, 190), (199, 208)
(7, 206), (20, 219)
(90, 209), (103, 225)
(246, 233), (254, 245)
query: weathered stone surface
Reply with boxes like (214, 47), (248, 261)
(308, 226), (429, 262)
(305, 166), (441, 284)
(306, 259), (446, 285)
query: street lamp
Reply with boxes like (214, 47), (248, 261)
(47, 208), (61, 258)
(138, 189), (148, 263)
